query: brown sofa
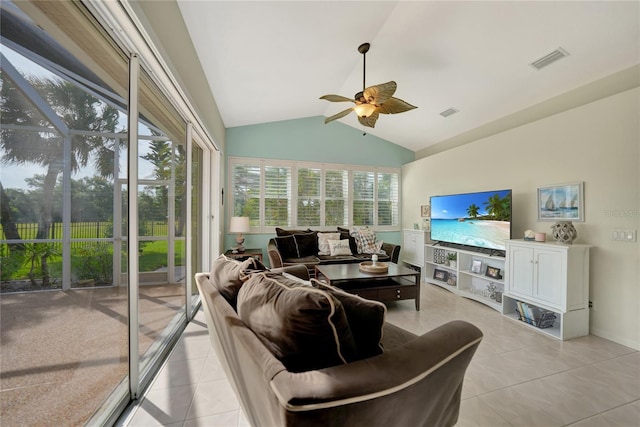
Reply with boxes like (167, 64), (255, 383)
(267, 227), (401, 275)
(195, 261), (483, 427)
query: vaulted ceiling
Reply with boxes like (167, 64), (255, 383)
(177, 1), (639, 152)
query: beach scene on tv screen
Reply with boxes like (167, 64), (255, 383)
(431, 190), (511, 250)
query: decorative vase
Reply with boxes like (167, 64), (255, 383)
(551, 221), (577, 244)
(449, 260), (457, 270)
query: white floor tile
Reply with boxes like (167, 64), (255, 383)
(124, 285), (639, 426)
(127, 384), (197, 426)
(183, 409), (239, 427)
(185, 378), (240, 421)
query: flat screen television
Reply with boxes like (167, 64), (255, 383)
(430, 189), (512, 252)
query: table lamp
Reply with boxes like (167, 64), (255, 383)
(229, 216), (250, 253)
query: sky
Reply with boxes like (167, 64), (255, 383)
(1, 44), (158, 190)
(431, 189), (511, 219)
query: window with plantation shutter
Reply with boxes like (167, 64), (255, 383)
(264, 165), (291, 227)
(231, 163), (261, 226)
(353, 171), (375, 226)
(228, 157), (399, 232)
(377, 172), (399, 226)
(297, 166), (321, 227)
(324, 169), (348, 227)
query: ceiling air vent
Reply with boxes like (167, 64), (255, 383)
(440, 108), (459, 118)
(530, 47), (570, 70)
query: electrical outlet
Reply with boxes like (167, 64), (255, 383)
(589, 300), (593, 309)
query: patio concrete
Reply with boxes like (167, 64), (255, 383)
(0, 285), (185, 427)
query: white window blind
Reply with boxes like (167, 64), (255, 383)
(352, 170), (375, 226)
(377, 172), (399, 226)
(228, 157), (400, 232)
(324, 169), (348, 227)
(297, 166), (321, 227)
(264, 165), (291, 227)
(231, 163), (261, 226)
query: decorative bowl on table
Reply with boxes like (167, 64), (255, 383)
(359, 261), (389, 274)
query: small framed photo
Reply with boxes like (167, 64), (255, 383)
(537, 182), (584, 222)
(433, 268), (449, 282)
(471, 260), (483, 274)
(421, 204), (431, 218)
(485, 266), (502, 279)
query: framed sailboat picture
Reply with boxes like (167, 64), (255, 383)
(537, 182), (584, 222)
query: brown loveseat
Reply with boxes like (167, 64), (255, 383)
(195, 257), (483, 427)
(267, 227), (401, 275)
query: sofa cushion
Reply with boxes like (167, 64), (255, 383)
(328, 239), (352, 256)
(317, 232), (341, 255)
(210, 255), (256, 308)
(274, 235), (298, 259)
(337, 227), (359, 254)
(313, 280), (386, 359)
(293, 232), (318, 257)
(275, 227), (312, 236)
(237, 272), (358, 372)
(316, 254), (356, 264)
(282, 255), (320, 266)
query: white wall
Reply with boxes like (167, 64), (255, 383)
(403, 88), (639, 350)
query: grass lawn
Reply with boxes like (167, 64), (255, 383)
(3, 240), (185, 282)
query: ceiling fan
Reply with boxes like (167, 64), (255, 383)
(320, 42), (417, 128)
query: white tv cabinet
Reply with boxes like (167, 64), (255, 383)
(422, 240), (590, 340)
(503, 239), (590, 340)
(424, 244), (506, 312)
(402, 229), (428, 281)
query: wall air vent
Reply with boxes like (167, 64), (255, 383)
(440, 108), (459, 118)
(530, 47), (570, 70)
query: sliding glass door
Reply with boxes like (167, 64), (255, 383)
(0, 1), (215, 425)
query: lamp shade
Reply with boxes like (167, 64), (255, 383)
(229, 216), (250, 233)
(353, 103), (376, 118)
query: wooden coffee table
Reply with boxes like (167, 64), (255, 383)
(315, 263), (421, 310)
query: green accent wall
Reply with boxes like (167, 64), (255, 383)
(224, 116), (415, 263)
(226, 116), (415, 166)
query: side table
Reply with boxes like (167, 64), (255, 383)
(224, 248), (263, 262)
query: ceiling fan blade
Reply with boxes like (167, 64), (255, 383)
(325, 108), (354, 124)
(320, 94), (355, 102)
(363, 81), (397, 105)
(377, 97), (418, 114)
(357, 110), (379, 128)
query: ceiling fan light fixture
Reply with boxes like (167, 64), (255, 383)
(319, 42), (416, 128)
(354, 103), (377, 118)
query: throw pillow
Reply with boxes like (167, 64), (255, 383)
(237, 272), (358, 372)
(351, 227), (381, 254)
(274, 235), (298, 259)
(328, 239), (352, 256)
(210, 255), (256, 308)
(337, 226), (359, 254)
(312, 280), (386, 359)
(275, 227), (312, 236)
(281, 271), (312, 286)
(317, 232), (341, 255)
(246, 257), (268, 271)
(293, 231), (318, 257)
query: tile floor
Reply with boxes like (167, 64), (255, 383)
(120, 284), (640, 427)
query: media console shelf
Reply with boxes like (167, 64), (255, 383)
(423, 240), (590, 340)
(424, 244), (505, 312)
